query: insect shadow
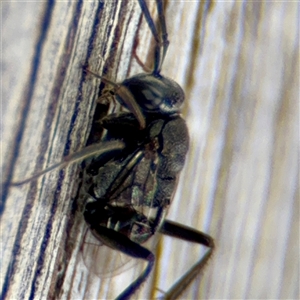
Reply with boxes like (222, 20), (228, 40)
(11, 1), (214, 299)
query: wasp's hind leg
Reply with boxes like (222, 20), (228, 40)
(137, 0), (169, 73)
(84, 203), (155, 300)
(159, 220), (215, 299)
(99, 227), (155, 300)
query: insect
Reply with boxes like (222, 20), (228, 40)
(12, 1), (214, 299)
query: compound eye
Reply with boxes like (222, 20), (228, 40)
(157, 78), (185, 113)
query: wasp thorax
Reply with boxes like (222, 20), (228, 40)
(121, 73), (185, 114)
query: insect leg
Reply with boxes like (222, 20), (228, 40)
(10, 141), (125, 186)
(85, 68), (146, 129)
(89, 225), (154, 300)
(155, 0), (169, 70)
(159, 220), (215, 299)
(137, 0), (169, 73)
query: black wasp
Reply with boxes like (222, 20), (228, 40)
(12, 1), (214, 299)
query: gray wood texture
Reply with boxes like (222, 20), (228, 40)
(1, 1), (298, 300)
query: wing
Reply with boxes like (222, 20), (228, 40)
(80, 227), (141, 278)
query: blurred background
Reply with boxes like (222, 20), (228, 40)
(1, 1), (298, 299)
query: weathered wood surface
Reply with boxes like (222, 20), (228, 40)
(1, 1), (298, 300)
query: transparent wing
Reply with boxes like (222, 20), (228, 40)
(80, 228), (160, 278)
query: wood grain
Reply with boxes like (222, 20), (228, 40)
(1, 1), (298, 300)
